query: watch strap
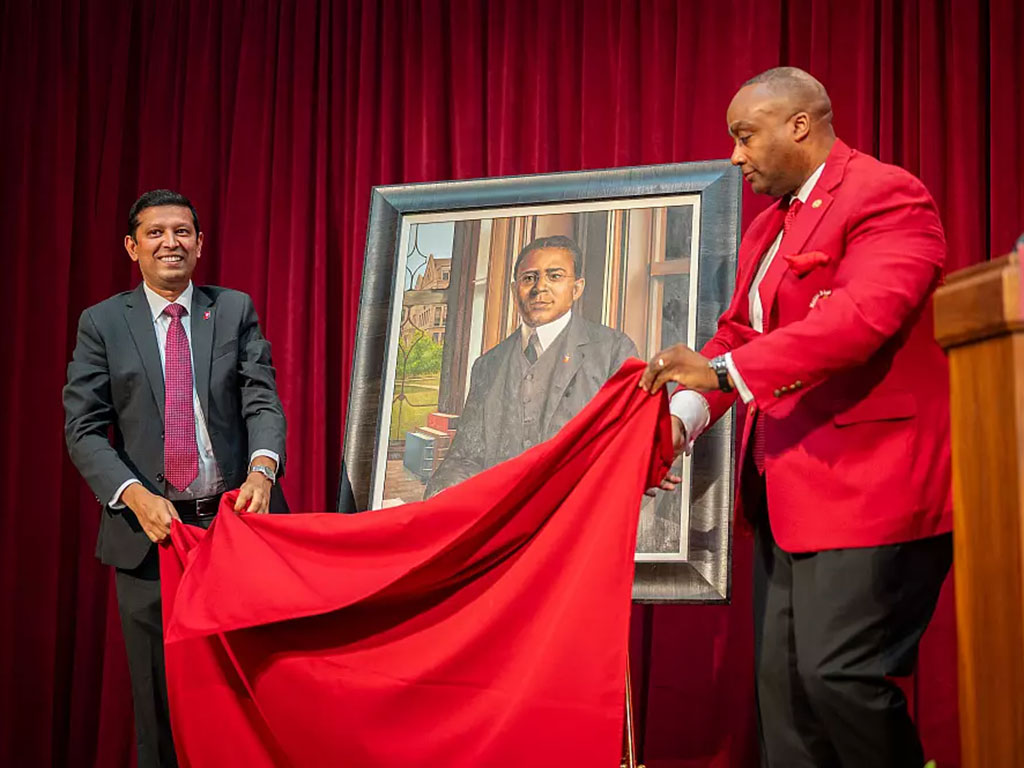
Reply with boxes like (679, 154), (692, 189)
(708, 355), (734, 393)
(248, 462), (276, 485)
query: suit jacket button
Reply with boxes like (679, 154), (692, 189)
(795, 380), (803, 388)
(773, 389), (782, 398)
(156, 472), (165, 482)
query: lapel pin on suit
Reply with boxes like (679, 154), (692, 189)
(203, 310), (211, 320)
(562, 354), (571, 363)
(812, 199), (823, 208)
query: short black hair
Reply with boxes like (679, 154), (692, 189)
(128, 189), (200, 238)
(513, 235), (583, 278)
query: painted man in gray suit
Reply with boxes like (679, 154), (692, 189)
(63, 189), (287, 767)
(425, 235), (637, 497)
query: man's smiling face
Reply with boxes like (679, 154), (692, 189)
(125, 205), (203, 294)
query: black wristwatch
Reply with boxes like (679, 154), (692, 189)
(708, 355), (734, 393)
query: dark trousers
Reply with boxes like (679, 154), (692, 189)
(115, 546), (178, 768)
(747, 468), (952, 768)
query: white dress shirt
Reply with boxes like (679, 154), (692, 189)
(110, 281), (278, 506)
(520, 308), (573, 354)
(669, 163), (826, 445)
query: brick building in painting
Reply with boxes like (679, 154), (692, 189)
(404, 255), (451, 345)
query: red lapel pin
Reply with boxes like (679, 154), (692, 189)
(203, 310), (211, 320)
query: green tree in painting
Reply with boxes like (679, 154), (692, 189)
(392, 329), (444, 440)
(401, 331), (443, 376)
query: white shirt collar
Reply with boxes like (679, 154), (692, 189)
(521, 308), (572, 352)
(792, 162), (826, 205)
(143, 281), (194, 322)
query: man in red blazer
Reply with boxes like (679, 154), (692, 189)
(642, 67), (952, 767)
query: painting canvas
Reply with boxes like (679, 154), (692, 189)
(341, 162), (741, 601)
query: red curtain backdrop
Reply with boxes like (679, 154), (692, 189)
(2, 1), (1021, 766)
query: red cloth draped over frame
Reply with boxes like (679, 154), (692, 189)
(160, 360), (673, 768)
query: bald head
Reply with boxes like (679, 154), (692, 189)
(743, 67), (833, 125)
(727, 67), (837, 197)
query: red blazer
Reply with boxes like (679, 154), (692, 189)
(701, 139), (952, 552)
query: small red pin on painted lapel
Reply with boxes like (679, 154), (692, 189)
(562, 354), (571, 363)
(203, 310), (211, 320)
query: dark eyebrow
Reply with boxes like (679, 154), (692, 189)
(146, 220), (192, 230)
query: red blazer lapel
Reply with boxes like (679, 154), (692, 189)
(757, 193), (833, 325)
(757, 140), (855, 329)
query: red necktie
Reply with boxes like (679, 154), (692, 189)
(783, 197), (803, 238)
(752, 197), (803, 474)
(163, 304), (199, 491)
(752, 413), (767, 474)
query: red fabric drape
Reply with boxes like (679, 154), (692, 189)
(2, 1), (1021, 766)
(160, 362), (672, 767)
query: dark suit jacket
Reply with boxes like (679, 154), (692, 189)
(425, 313), (636, 496)
(64, 283), (288, 569)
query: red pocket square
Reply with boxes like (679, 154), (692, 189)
(784, 250), (831, 277)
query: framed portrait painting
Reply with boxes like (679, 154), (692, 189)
(340, 161), (741, 602)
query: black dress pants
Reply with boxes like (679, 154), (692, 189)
(748, 468), (952, 768)
(114, 546), (178, 768)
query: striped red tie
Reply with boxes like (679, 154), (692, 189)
(163, 304), (199, 491)
(783, 198), (803, 237)
(752, 412), (767, 474)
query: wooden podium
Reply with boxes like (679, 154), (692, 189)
(933, 252), (1024, 768)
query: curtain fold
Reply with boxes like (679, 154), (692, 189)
(3, 1), (1019, 765)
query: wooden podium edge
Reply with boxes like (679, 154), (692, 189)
(934, 252), (1023, 349)
(934, 251), (1024, 768)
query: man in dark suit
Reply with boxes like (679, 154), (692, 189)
(642, 68), (951, 766)
(425, 235), (637, 497)
(63, 189), (287, 768)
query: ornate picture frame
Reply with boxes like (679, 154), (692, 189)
(340, 161), (741, 602)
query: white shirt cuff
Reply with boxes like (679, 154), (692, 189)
(250, 450), (280, 469)
(724, 352), (754, 404)
(109, 478), (141, 509)
(668, 390), (711, 454)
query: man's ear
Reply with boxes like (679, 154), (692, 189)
(573, 277), (585, 301)
(125, 235), (139, 262)
(196, 231), (204, 260)
(791, 111), (811, 142)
